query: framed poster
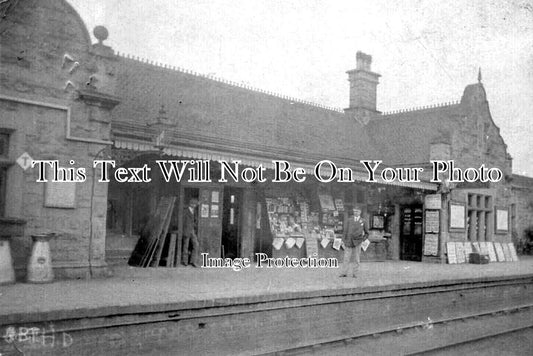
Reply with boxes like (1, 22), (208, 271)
(423, 234), (438, 256)
(210, 204), (219, 218)
(200, 204), (209, 218)
(211, 191), (219, 203)
(425, 210), (440, 233)
(371, 214), (385, 229)
(495, 206), (509, 233)
(449, 201), (466, 231)
(424, 194), (442, 210)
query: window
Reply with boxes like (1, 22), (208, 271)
(467, 193), (493, 241)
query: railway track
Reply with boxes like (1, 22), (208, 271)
(267, 304), (533, 355)
(2, 275), (532, 355)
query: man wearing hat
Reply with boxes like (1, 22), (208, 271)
(182, 198), (199, 267)
(340, 206), (368, 277)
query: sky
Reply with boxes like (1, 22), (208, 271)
(68, 0), (533, 177)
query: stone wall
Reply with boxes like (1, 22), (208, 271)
(511, 177), (533, 252)
(0, 0), (119, 278)
(445, 83), (514, 244)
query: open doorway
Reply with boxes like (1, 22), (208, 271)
(222, 187), (242, 258)
(400, 205), (423, 261)
(180, 188), (200, 265)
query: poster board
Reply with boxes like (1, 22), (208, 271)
(424, 194), (442, 210)
(494, 243), (506, 262)
(455, 242), (466, 264)
(423, 234), (439, 256)
(425, 210), (440, 233)
(502, 243), (512, 261)
(44, 181), (76, 208)
(495, 207), (509, 233)
(463, 242), (473, 260)
(449, 201), (466, 231)
(446, 242), (457, 264)
(508, 243), (519, 262)
(486, 242), (498, 262)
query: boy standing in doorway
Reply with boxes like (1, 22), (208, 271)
(182, 198), (199, 267)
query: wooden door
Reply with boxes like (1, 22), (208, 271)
(222, 187), (242, 258)
(400, 205), (423, 261)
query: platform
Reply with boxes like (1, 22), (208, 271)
(1, 258), (533, 355)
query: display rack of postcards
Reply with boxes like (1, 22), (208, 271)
(318, 195), (345, 239)
(266, 197), (303, 237)
(266, 196), (319, 252)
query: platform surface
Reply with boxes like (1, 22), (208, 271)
(1, 257), (533, 323)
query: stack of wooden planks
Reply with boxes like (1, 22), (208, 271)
(129, 196), (181, 267)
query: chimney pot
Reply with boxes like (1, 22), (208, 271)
(356, 51), (373, 71)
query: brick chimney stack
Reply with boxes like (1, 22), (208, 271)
(345, 51), (381, 124)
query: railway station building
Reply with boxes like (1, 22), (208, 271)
(1, 0), (531, 279)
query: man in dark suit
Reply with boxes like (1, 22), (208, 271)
(182, 198), (199, 267)
(340, 207), (368, 278)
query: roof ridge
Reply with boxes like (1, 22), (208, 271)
(116, 51), (345, 113)
(381, 100), (461, 116)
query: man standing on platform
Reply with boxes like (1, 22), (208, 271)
(182, 198), (199, 267)
(340, 207), (368, 278)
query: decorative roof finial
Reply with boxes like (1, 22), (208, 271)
(93, 26), (109, 45)
(478, 67), (482, 83)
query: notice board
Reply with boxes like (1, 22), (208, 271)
(446, 242), (457, 264)
(424, 194), (442, 210)
(423, 234), (439, 256)
(425, 210), (440, 233)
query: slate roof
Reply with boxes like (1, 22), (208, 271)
(511, 174), (533, 189)
(366, 103), (465, 165)
(366, 82), (512, 169)
(111, 56), (376, 166)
